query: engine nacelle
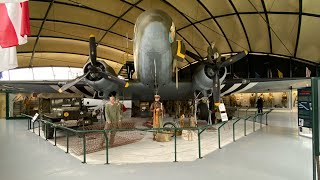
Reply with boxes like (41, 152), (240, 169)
(193, 64), (214, 91)
(192, 65), (227, 92)
(83, 61), (118, 98)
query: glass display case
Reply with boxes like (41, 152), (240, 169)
(8, 93), (38, 118)
(224, 91), (295, 109)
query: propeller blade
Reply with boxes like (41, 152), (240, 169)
(185, 50), (203, 62)
(99, 71), (129, 88)
(176, 66), (178, 89)
(89, 35), (97, 66)
(212, 72), (220, 104)
(58, 71), (90, 93)
(220, 51), (248, 68)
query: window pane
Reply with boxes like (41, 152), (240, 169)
(52, 67), (70, 80)
(33, 67), (54, 80)
(0, 71), (10, 80)
(0, 67), (83, 81)
(9, 68), (33, 80)
(69, 68), (83, 79)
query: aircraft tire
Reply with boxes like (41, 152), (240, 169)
(197, 102), (209, 121)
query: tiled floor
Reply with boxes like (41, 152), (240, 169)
(0, 111), (312, 180)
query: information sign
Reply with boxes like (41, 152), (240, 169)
(219, 103), (228, 122)
(31, 113), (39, 123)
(298, 88), (312, 128)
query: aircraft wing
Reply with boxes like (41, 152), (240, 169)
(0, 78), (310, 100)
(0, 80), (95, 98)
(122, 77), (310, 100)
(222, 78), (311, 96)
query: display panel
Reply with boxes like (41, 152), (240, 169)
(8, 93), (38, 118)
(224, 91), (290, 109)
(298, 88), (312, 128)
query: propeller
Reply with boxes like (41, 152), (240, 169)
(186, 43), (248, 104)
(58, 71), (90, 93)
(220, 51), (248, 68)
(89, 35), (97, 66)
(58, 35), (129, 93)
(98, 71), (129, 88)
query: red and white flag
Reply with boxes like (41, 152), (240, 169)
(306, 67), (311, 77)
(0, 0), (30, 72)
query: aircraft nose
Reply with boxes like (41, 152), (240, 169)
(141, 21), (169, 53)
(144, 21), (167, 39)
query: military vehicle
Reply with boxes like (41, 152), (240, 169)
(38, 93), (95, 139)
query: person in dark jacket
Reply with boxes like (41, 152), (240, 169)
(256, 97), (263, 113)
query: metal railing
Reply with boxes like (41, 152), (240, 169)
(22, 112), (272, 164)
(233, 115), (251, 142)
(218, 120), (230, 149)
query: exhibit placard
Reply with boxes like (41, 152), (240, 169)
(298, 88), (312, 128)
(31, 113), (39, 122)
(219, 103), (228, 122)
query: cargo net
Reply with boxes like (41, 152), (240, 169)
(55, 121), (146, 156)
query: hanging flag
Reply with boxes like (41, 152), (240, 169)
(0, 0), (28, 2)
(277, 69), (283, 78)
(0, 1), (30, 72)
(0, 47), (18, 72)
(306, 67), (311, 77)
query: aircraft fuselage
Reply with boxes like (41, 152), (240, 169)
(133, 9), (174, 89)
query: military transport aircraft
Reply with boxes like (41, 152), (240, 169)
(56, 9), (248, 104)
(0, 9), (310, 104)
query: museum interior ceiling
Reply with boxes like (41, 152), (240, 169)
(18, 0), (320, 78)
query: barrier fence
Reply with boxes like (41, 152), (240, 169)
(22, 109), (272, 164)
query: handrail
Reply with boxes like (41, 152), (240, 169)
(197, 128), (202, 159)
(197, 123), (217, 159)
(233, 116), (251, 142)
(32, 118), (207, 163)
(251, 109), (273, 131)
(237, 107), (240, 118)
(265, 109), (273, 125)
(218, 121), (228, 149)
(23, 114), (266, 164)
(245, 107), (250, 117)
(174, 128), (177, 162)
(243, 115), (252, 137)
(21, 113), (34, 130)
(252, 113), (262, 132)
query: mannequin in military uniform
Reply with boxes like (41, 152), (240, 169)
(282, 92), (288, 108)
(249, 93), (256, 108)
(230, 94), (237, 107)
(267, 93), (274, 108)
(150, 94), (165, 129)
(186, 100), (196, 127)
(174, 101), (181, 119)
(293, 92), (298, 107)
(103, 96), (122, 146)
